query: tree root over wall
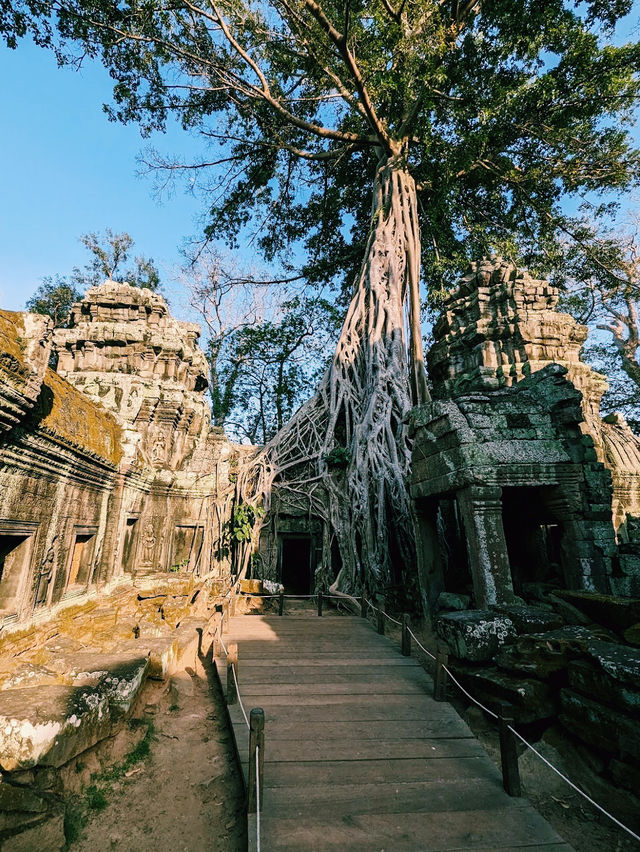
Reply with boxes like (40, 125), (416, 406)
(237, 155), (429, 599)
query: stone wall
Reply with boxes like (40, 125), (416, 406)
(411, 259), (640, 611)
(0, 282), (236, 630)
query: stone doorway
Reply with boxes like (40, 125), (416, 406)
(121, 517), (138, 574)
(280, 536), (313, 594)
(501, 486), (564, 596)
(66, 529), (98, 593)
(0, 532), (34, 616)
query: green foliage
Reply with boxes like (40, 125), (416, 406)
(63, 718), (154, 843)
(4, 0), (638, 307)
(85, 785), (108, 811)
(324, 446), (351, 470)
(72, 229), (161, 291)
(25, 276), (81, 328)
(229, 503), (264, 544)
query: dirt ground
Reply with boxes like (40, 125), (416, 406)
(67, 602), (637, 852)
(68, 652), (246, 852)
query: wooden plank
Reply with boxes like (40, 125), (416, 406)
(233, 679), (430, 696)
(249, 736), (485, 762)
(226, 691), (437, 709)
(229, 716), (473, 742)
(241, 756), (504, 787)
(236, 665), (429, 685)
(229, 699), (453, 724)
(260, 779), (533, 816)
(232, 656), (418, 667)
(255, 807), (567, 851)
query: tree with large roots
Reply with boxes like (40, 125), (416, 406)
(11, 0), (640, 597)
(238, 152), (428, 596)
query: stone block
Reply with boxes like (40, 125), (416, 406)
(174, 617), (208, 668)
(435, 610), (516, 662)
(240, 579), (263, 594)
(624, 622), (640, 645)
(609, 757), (640, 797)
(492, 604), (563, 634)
(449, 663), (555, 723)
(568, 658), (640, 716)
(0, 780), (49, 813)
(552, 590), (640, 631)
(0, 685), (111, 771)
(559, 689), (640, 760)
(436, 591), (470, 612)
(142, 637), (179, 680)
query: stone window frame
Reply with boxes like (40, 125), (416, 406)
(169, 523), (205, 574)
(0, 520), (40, 623)
(63, 525), (99, 597)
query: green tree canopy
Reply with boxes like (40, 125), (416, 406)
(25, 275), (82, 328)
(5, 0), (639, 300)
(72, 229), (161, 291)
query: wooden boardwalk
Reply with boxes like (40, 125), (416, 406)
(218, 610), (572, 851)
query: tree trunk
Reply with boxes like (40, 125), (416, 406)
(239, 155), (429, 596)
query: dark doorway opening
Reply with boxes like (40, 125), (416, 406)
(0, 534), (31, 614)
(280, 536), (312, 594)
(502, 486), (564, 596)
(122, 517), (138, 574)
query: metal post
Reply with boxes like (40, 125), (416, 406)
(434, 643), (448, 701)
(248, 708), (265, 813)
(317, 588), (323, 617)
(401, 613), (411, 657)
(376, 595), (385, 635)
(360, 592), (367, 618)
(278, 590), (284, 616)
(498, 702), (521, 797)
(226, 642), (238, 705)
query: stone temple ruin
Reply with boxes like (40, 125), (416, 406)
(1, 263), (640, 845)
(410, 259), (640, 610)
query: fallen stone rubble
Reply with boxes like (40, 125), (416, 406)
(435, 589), (640, 832)
(0, 573), (228, 850)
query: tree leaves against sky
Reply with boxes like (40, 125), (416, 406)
(4, 0), (639, 306)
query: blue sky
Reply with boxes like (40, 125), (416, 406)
(1, 11), (639, 317)
(0, 40), (210, 313)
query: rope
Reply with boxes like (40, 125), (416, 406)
(509, 726), (640, 842)
(255, 744), (261, 852)
(231, 662), (250, 729)
(442, 664), (499, 719)
(220, 595), (640, 842)
(219, 635), (228, 656)
(407, 627), (436, 661)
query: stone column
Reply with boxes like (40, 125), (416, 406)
(456, 484), (515, 608)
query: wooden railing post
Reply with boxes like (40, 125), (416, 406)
(498, 702), (521, 797)
(360, 592), (367, 618)
(226, 642), (238, 705)
(434, 643), (448, 701)
(376, 595), (385, 635)
(248, 708), (265, 814)
(222, 599), (230, 633)
(401, 613), (411, 657)
(317, 588), (323, 617)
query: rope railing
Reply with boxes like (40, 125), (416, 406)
(378, 603), (640, 842)
(217, 627), (263, 851)
(255, 745), (261, 852)
(220, 589), (640, 844)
